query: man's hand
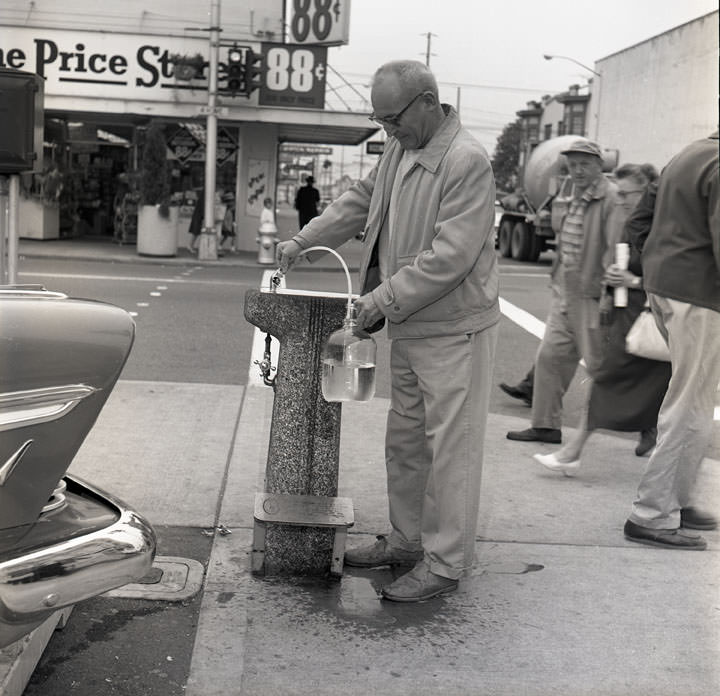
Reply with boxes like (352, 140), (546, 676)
(353, 293), (384, 331)
(604, 263), (638, 288)
(276, 239), (304, 273)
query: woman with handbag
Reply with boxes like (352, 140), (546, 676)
(534, 164), (671, 475)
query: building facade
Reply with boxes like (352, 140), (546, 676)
(592, 10), (718, 169)
(0, 0), (376, 249)
(515, 11), (718, 175)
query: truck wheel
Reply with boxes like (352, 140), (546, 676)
(498, 220), (513, 258)
(528, 233), (543, 262)
(511, 222), (532, 261)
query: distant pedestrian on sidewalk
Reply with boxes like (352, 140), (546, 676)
(294, 176), (320, 230)
(218, 192), (237, 254)
(260, 196), (276, 226)
(277, 59), (499, 602)
(623, 132), (719, 550)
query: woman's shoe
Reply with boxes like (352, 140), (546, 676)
(533, 452), (580, 477)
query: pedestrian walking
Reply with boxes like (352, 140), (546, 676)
(276, 59), (499, 602)
(532, 163), (670, 476)
(622, 132), (719, 550)
(506, 140), (618, 445)
(294, 176), (320, 229)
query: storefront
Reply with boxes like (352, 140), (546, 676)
(1, 19), (377, 251)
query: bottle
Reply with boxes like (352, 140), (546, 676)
(321, 313), (376, 402)
(614, 242), (629, 307)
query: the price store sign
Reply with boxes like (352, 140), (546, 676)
(258, 43), (327, 109)
(285, 0), (352, 45)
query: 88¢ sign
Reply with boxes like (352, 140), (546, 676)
(258, 43), (328, 110)
(286, 0), (352, 45)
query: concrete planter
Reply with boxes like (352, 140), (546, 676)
(18, 198), (60, 240)
(137, 205), (178, 257)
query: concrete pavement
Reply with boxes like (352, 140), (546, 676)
(10, 237), (720, 695)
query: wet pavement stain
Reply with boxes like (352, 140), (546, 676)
(243, 565), (513, 648)
(478, 561), (545, 575)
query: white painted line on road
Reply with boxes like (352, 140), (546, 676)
(500, 296), (719, 420)
(248, 271), (284, 387)
(150, 291), (162, 296)
(157, 285), (168, 290)
(499, 297), (545, 340)
(136, 302), (149, 307)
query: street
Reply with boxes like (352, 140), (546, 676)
(10, 249), (718, 695)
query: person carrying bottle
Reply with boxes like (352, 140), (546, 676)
(276, 59), (499, 603)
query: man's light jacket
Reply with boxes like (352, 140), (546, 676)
(293, 106), (499, 339)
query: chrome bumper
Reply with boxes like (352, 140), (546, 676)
(0, 476), (156, 648)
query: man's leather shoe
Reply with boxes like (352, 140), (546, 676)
(635, 427), (657, 456)
(499, 382), (533, 406)
(681, 507), (718, 531)
(344, 535), (423, 568)
(624, 519), (706, 550)
(507, 427), (561, 444)
(381, 561), (458, 602)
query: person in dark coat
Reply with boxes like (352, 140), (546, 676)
(294, 176), (320, 229)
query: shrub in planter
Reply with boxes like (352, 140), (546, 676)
(140, 123), (171, 218)
(137, 123), (177, 255)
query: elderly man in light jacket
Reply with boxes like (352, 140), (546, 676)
(277, 59), (498, 602)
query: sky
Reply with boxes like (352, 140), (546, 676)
(320, 0), (718, 176)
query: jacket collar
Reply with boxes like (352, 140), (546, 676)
(387, 104), (461, 174)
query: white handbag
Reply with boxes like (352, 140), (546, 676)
(625, 306), (670, 362)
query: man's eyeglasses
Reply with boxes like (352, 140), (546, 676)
(616, 188), (646, 199)
(369, 92), (425, 127)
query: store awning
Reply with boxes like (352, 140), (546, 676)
(45, 104), (380, 148)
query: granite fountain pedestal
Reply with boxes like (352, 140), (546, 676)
(244, 287), (355, 576)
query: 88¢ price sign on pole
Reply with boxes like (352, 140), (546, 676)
(258, 43), (328, 109)
(285, 0), (352, 45)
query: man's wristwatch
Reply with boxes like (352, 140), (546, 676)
(630, 276), (642, 289)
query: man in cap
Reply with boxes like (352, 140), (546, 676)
(507, 139), (618, 446)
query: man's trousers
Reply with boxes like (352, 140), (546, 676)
(385, 324), (498, 580)
(629, 295), (720, 529)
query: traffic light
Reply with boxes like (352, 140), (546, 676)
(222, 45), (244, 96)
(243, 49), (264, 96)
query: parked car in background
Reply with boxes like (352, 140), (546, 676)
(0, 286), (156, 649)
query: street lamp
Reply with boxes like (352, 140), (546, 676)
(543, 53), (601, 140)
(543, 54), (600, 77)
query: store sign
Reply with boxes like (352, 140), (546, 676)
(281, 145), (333, 155)
(167, 126), (237, 165)
(168, 127), (202, 164)
(285, 0), (352, 46)
(258, 43), (327, 109)
(0, 27), (211, 104)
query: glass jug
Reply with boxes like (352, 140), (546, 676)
(321, 313), (376, 402)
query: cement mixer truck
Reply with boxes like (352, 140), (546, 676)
(497, 135), (617, 262)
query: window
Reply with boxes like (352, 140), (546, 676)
(558, 120), (566, 136)
(544, 124), (553, 140)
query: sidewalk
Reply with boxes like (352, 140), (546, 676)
(16, 235), (364, 272)
(69, 380), (720, 696)
(12, 236), (720, 695)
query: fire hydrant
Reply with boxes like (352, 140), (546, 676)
(256, 221), (279, 264)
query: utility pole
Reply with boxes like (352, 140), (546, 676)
(422, 32), (437, 67)
(198, 0), (221, 261)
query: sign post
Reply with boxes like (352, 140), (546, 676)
(198, 0), (220, 261)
